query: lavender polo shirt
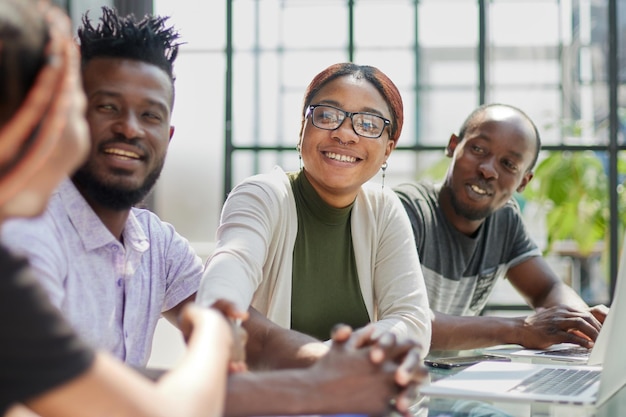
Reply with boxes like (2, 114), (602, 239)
(1, 179), (202, 366)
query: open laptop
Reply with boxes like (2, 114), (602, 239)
(419, 236), (626, 409)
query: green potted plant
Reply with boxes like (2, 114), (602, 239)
(522, 150), (612, 256)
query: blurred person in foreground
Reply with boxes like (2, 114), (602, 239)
(0, 1), (234, 416)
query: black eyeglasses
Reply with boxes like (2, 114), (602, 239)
(306, 104), (390, 139)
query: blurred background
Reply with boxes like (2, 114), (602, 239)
(54, 0), (626, 362)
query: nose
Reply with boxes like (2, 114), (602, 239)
(333, 116), (359, 144)
(112, 111), (144, 139)
(478, 156), (498, 179)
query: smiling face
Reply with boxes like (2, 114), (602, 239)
(441, 106), (537, 235)
(74, 57), (173, 210)
(298, 75), (395, 208)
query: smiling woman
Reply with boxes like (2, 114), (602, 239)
(198, 62), (431, 351)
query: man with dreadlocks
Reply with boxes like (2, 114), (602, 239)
(2, 6), (202, 367)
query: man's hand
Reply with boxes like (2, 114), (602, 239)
(208, 300), (250, 373)
(178, 303), (233, 348)
(520, 304), (605, 349)
(327, 324), (427, 416)
(588, 304), (609, 323)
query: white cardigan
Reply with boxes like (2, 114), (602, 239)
(198, 166), (431, 349)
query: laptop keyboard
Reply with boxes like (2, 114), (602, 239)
(509, 368), (601, 396)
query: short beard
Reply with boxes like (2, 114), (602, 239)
(449, 188), (493, 221)
(72, 165), (163, 211)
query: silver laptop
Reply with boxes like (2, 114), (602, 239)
(419, 236), (626, 408)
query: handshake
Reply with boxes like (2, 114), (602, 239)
(179, 300), (428, 417)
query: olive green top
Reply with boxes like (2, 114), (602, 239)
(288, 170), (370, 340)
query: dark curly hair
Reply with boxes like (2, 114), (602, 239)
(77, 6), (181, 83)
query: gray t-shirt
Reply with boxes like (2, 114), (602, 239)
(394, 182), (541, 316)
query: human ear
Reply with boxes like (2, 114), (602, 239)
(516, 171), (534, 193)
(445, 134), (461, 158)
(384, 138), (396, 158)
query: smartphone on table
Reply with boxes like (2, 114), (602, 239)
(424, 354), (510, 369)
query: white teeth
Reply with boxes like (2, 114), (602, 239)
(470, 184), (487, 195)
(104, 148), (140, 159)
(326, 152), (356, 163)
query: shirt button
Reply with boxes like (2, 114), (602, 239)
(117, 278), (123, 287)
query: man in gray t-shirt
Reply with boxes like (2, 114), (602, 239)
(395, 103), (608, 351)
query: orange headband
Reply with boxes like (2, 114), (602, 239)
(0, 4), (77, 207)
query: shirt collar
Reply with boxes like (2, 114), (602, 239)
(58, 179), (148, 252)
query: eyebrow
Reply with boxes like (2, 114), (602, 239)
(316, 99), (386, 118)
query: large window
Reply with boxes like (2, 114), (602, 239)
(59, 0), (626, 303)
(218, 0), (625, 304)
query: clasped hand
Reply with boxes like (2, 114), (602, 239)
(320, 324), (428, 417)
(207, 299), (249, 372)
(198, 300), (427, 416)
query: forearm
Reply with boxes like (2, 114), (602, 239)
(431, 311), (524, 350)
(197, 253), (257, 313)
(155, 310), (232, 417)
(225, 366), (384, 417)
(19, 310), (232, 417)
(257, 336), (329, 370)
(244, 308), (328, 369)
(224, 370), (316, 417)
(162, 293), (196, 327)
(508, 257), (590, 312)
(366, 313), (431, 356)
(228, 325), (418, 417)
(534, 281), (589, 310)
